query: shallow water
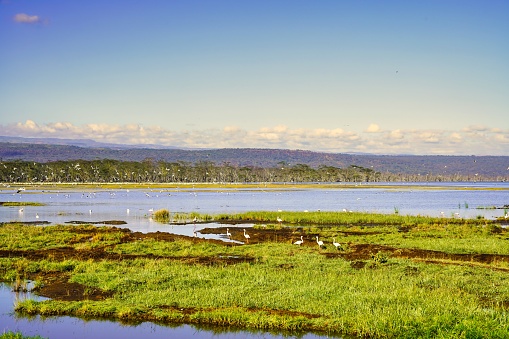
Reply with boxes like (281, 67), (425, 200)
(0, 283), (341, 339)
(1, 183), (508, 237)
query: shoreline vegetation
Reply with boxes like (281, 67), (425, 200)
(2, 210), (509, 338)
(1, 159), (508, 184)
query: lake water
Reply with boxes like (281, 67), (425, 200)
(0, 182), (508, 338)
(1, 183), (508, 237)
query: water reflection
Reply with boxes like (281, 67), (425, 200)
(0, 283), (342, 339)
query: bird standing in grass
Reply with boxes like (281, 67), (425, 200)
(226, 228), (231, 238)
(333, 238), (342, 250)
(277, 216), (283, 225)
(243, 229), (250, 243)
(294, 235), (304, 246)
(316, 236), (324, 248)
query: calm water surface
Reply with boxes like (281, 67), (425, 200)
(1, 183), (508, 236)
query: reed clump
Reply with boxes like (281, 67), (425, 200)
(152, 209), (170, 222)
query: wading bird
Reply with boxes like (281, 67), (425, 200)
(277, 217), (283, 225)
(333, 238), (342, 250)
(294, 235), (304, 246)
(226, 228), (231, 238)
(243, 229), (250, 243)
(316, 236), (324, 248)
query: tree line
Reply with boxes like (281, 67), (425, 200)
(0, 159), (501, 184)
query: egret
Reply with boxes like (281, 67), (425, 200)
(243, 229), (250, 243)
(18, 207), (24, 213)
(277, 217), (283, 225)
(316, 236), (324, 248)
(35, 213), (39, 219)
(333, 238), (342, 250)
(294, 235), (304, 246)
(226, 228), (231, 238)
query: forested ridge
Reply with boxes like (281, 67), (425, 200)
(1, 142), (508, 182)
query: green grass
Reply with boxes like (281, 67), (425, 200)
(0, 332), (45, 339)
(8, 247), (509, 338)
(152, 209), (170, 222)
(0, 202), (45, 206)
(2, 212), (509, 338)
(213, 210), (482, 224)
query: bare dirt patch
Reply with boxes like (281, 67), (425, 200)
(32, 271), (113, 301)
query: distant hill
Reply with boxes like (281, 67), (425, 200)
(0, 140), (508, 179)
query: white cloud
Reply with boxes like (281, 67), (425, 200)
(0, 120), (507, 156)
(366, 124), (380, 133)
(13, 13), (42, 24)
(388, 129), (404, 140)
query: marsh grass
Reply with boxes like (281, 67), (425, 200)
(212, 210), (491, 229)
(0, 202), (45, 207)
(0, 332), (45, 339)
(10, 247), (509, 338)
(152, 209), (170, 222)
(2, 213), (509, 338)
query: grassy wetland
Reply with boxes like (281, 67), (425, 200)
(1, 211), (509, 338)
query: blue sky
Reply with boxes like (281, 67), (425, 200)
(1, 1), (508, 155)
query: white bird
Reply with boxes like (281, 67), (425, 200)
(316, 236), (324, 248)
(226, 228), (231, 238)
(294, 235), (304, 246)
(333, 238), (342, 250)
(126, 208), (130, 215)
(243, 229), (250, 243)
(16, 187), (25, 194)
(18, 207), (24, 213)
(277, 217), (283, 225)
(35, 213), (39, 219)
(193, 216), (198, 223)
